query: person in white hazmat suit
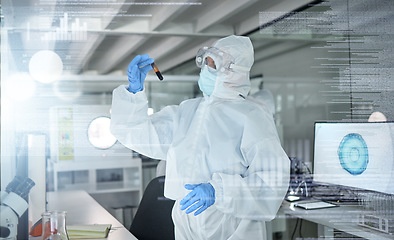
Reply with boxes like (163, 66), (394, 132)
(110, 35), (290, 239)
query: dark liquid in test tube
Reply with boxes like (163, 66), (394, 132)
(151, 62), (163, 81)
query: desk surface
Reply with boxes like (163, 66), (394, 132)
(280, 201), (393, 240)
(47, 190), (137, 240)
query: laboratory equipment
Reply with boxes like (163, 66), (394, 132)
(357, 192), (394, 234)
(312, 122), (394, 236)
(313, 121), (394, 195)
(0, 177), (35, 240)
(285, 157), (313, 202)
(0, 176), (23, 204)
(150, 62), (163, 81)
(294, 200), (338, 210)
(42, 211), (69, 240)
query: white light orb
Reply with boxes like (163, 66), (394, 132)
(29, 50), (63, 83)
(88, 117), (117, 149)
(368, 111), (387, 122)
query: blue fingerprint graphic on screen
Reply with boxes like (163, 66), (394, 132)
(338, 133), (369, 175)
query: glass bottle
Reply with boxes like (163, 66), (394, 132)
(42, 211), (70, 240)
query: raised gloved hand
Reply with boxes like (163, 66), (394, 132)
(180, 183), (215, 216)
(127, 55), (154, 93)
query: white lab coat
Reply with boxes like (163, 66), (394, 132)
(111, 85), (290, 239)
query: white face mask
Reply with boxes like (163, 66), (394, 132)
(198, 67), (217, 96)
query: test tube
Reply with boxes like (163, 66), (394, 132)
(151, 62), (163, 81)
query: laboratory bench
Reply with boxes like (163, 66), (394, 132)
(40, 191), (393, 240)
(278, 200), (393, 240)
(46, 190), (137, 240)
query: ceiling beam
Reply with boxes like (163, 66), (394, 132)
(73, 0), (135, 73)
(197, 24), (235, 36)
(77, 35), (106, 74)
(159, 38), (218, 72)
(106, 36), (191, 74)
(236, 0), (313, 35)
(149, 0), (197, 31)
(18, 21), (232, 38)
(195, 0), (258, 33)
(254, 41), (309, 62)
(99, 0), (132, 29)
(94, 28), (230, 38)
(91, 35), (147, 74)
(110, 19), (151, 33)
(145, 36), (188, 60)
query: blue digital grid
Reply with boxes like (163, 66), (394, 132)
(337, 133), (369, 175)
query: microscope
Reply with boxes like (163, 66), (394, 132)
(0, 176), (35, 240)
(286, 157), (313, 201)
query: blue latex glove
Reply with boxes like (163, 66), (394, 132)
(127, 55), (154, 93)
(180, 183), (215, 216)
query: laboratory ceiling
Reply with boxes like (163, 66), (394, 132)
(2, 0), (316, 94)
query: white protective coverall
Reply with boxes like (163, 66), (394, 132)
(110, 35), (290, 240)
(248, 89), (276, 117)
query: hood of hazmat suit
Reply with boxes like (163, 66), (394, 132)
(110, 35), (290, 240)
(197, 35), (254, 100)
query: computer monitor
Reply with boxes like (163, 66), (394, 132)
(313, 122), (394, 195)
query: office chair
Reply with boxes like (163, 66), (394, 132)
(129, 176), (175, 240)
